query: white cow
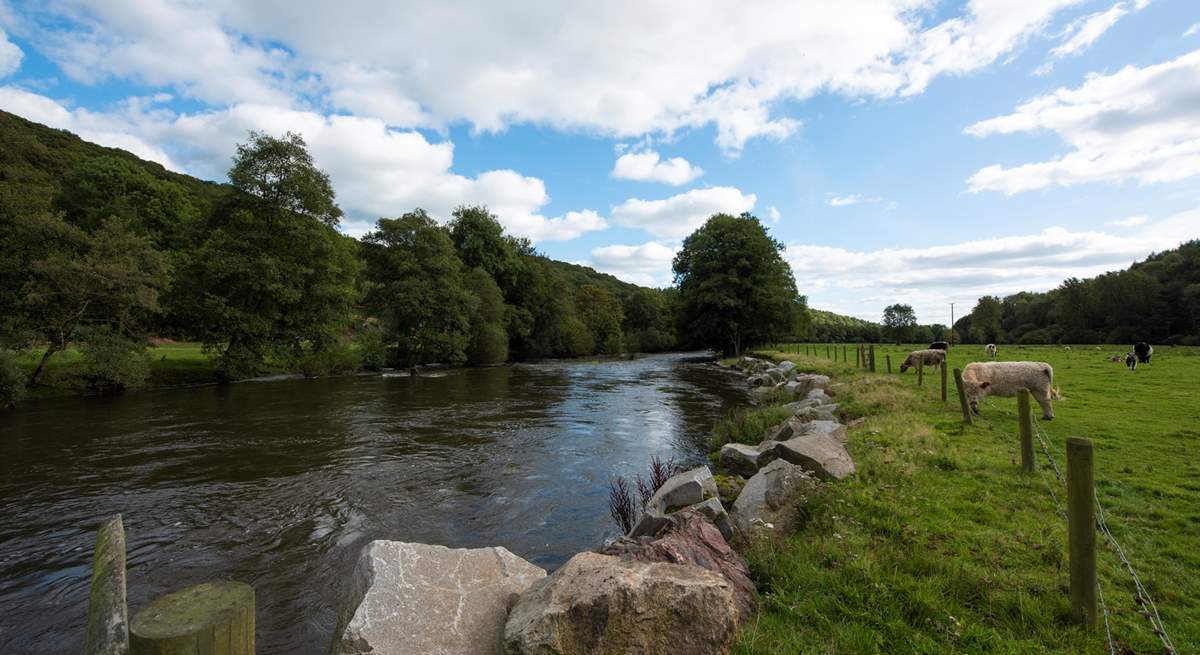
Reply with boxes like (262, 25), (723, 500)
(985, 343), (997, 358)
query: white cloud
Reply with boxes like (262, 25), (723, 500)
(966, 49), (1200, 194)
(826, 193), (882, 207)
(611, 186), (756, 238)
(787, 209), (1200, 321)
(6, 0), (1089, 153)
(0, 88), (605, 242)
(611, 150), (704, 186)
(589, 241), (679, 287)
(1105, 214), (1148, 227)
(1050, 3), (1131, 59)
(767, 206), (781, 223)
(0, 28), (21, 78)
(1185, 23), (1200, 38)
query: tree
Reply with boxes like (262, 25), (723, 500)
(576, 284), (624, 354)
(673, 213), (797, 355)
(173, 132), (360, 378)
(881, 304), (917, 343)
(464, 268), (509, 365)
(362, 210), (476, 367)
(929, 324), (947, 340)
(969, 296), (1004, 344)
(227, 131), (342, 227)
(448, 206), (521, 292)
(56, 156), (198, 245)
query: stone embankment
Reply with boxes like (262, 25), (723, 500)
(333, 354), (858, 655)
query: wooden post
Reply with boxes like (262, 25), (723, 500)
(917, 358), (924, 386)
(869, 345), (876, 372)
(842, 345), (847, 362)
(855, 346), (861, 368)
(130, 582), (255, 655)
(826, 345), (830, 359)
(940, 364), (947, 402)
(953, 368), (973, 424)
(886, 354), (892, 374)
(1067, 437), (1097, 628)
(85, 515), (129, 655)
(1017, 389), (1034, 473)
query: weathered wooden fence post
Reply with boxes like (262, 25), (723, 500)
(1017, 389), (1034, 473)
(869, 345), (876, 372)
(917, 358), (924, 386)
(130, 582), (255, 655)
(1066, 437), (1097, 628)
(842, 345), (847, 362)
(953, 368), (972, 424)
(886, 354), (892, 374)
(940, 364), (947, 402)
(826, 345), (830, 359)
(85, 515), (129, 655)
(855, 346), (861, 368)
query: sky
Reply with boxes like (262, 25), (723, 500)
(1, 0), (1199, 325)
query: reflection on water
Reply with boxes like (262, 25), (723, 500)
(0, 352), (744, 654)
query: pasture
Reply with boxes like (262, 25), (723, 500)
(735, 344), (1198, 654)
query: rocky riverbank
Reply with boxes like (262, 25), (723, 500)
(332, 354), (859, 655)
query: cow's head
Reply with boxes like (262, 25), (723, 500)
(964, 380), (990, 414)
(899, 361), (911, 373)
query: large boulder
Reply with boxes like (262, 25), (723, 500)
(335, 541), (546, 655)
(787, 373), (831, 398)
(718, 442), (777, 477)
(777, 360), (796, 374)
(630, 466), (728, 539)
(598, 508), (755, 621)
(792, 403), (839, 422)
(796, 419), (847, 444)
(730, 459), (821, 540)
(773, 433), (855, 481)
(503, 552), (739, 655)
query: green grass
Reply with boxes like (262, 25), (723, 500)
(16, 341), (219, 395)
(734, 344), (1199, 654)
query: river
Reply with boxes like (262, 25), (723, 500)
(0, 353), (745, 654)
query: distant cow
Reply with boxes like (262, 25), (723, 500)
(985, 343), (997, 358)
(1107, 354), (1123, 363)
(900, 349), (945, 373)
(929, 341), (949, 351)
(1125, 352), (1138, 371)
(1134, 342), (1153, 364)
(962, 361), (1057, 420)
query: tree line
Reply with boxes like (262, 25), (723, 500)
(1, 112), (806, 406)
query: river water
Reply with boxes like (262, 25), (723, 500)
(0, 353), (745, 654)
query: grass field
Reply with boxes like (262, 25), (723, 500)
(15, 341), (219, 396)
(731, 344), (1198, 654)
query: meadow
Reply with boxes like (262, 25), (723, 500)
(15, 341), (218, 397)
(730, 343), (1198, 654)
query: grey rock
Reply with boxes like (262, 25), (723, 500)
(777, 360), (796, 374)
(647, 466), (718, 512)
(335, 541), (546, 655)
(719, 442), (778, 477)
(792, 403), (839, 422)
(797, 419), (848, 444)
(773, 433), (856, 481)
(691, 497), (734, 542)
(730, 460), (820, 540)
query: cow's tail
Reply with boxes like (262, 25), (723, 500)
(1051, 386), (1062, 400)
(1042, 366), (1061, 400)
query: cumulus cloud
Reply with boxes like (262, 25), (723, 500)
(966, 49), (1200, 194)
(6, 0), (1088, 153)
(785, 209), (1200, 321)
(0, 28), (21, 78)
(611, 186), (756, 238)
(589, 241), (679, 287)
(611, 150), (704, 186)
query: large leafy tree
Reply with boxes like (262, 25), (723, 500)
(882, 304), (917, 343)
(448, 206), (522, 291)
(173, 132), (360, 378)
(362, 210), (477, 367)
(576, 284), (624, 355)
(673, 213), (797, 355)
(968, 296), (1004, 344)
(463, 267), (509, 365)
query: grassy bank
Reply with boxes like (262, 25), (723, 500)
(731, 345), (1197, 654)
(16, 342), (221, 397)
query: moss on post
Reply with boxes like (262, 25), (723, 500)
(85, 514), (129, 655)
(130, 581), (255, 655)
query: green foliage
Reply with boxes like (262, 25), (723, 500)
(674, 213), (797, 355)
(354, 328), (389, 371)
(363, 210), (475, 367)
(559, 315), (595, 357)
(228, 131), (343, 227)
(56, 156), (198, 245)
(464, 268), (509, 365)
(78, 327), (151, 393)
(575, 284), (624, 355)
(0, 350), (26, 408)
(968, 295), (1004, 343)
(295, 340), (360, 378)
(709, 404), (793, 450)
(808, 309), (880, 342)
(882, 303), (917, 343)
(449, 206), (522, 292)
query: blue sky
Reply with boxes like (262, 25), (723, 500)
(2, 1), (1199, 323)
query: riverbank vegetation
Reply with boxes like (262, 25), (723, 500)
(732, 346), (1198, 654)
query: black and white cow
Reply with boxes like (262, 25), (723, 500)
(1134, 342), (1153, 364)
(929, 341), (949, 351)
(1125, 352), (1138, 370)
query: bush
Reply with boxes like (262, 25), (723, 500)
(468, 323), (509, 366)
(297, 341), (359, 377)
(0, 350), (27, 408)
(78, 328), (150, 393)
(355, 330), (389, 371)
(709, 404), (793, 450)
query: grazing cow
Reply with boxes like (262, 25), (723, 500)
(985, 343), (997, 358)
(1125, 352), (1138, 371)
(961, 361), (1057, 420)
(929, 341), (949, 351)
(1107, 355), (1123, 363)
(1134, 342), (1153, 364)
(899, 349), (945, 373)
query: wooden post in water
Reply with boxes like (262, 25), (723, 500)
(1017, 389), (1034, 473)
(886, 354), (892, 374)
(940, 364), (948, 402)
(869, 345), (876, 372)
(953, 368), (972, 424)
(85, 515), (129, 655)
(917, 357), (924, 386)
(1066, 437), (1097, 628)
(130, 582), (255, 655)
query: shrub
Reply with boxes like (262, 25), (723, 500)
(78, 328), (150, 393)
(0, 350), (26, 408)
(355, 329), (389, 371)
(297, 341), (359, 377)
(468, 323), (509, 366)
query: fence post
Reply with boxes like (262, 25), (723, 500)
(842, 345), (847, 362)
(869, 345), (876, 372)
(826, 345), (830, 359)
(953, 368), (972, 424)
(886, 354), (892, 374)
(85, 515), (129, 655)
(1017, 389), (1034, 473)
(130, 581), (255, 655)
(1066, 437), (1097, 629)
(856, 346), (861, 368)
(917, 358), (924, 386)
(940, 364), (947, 402)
